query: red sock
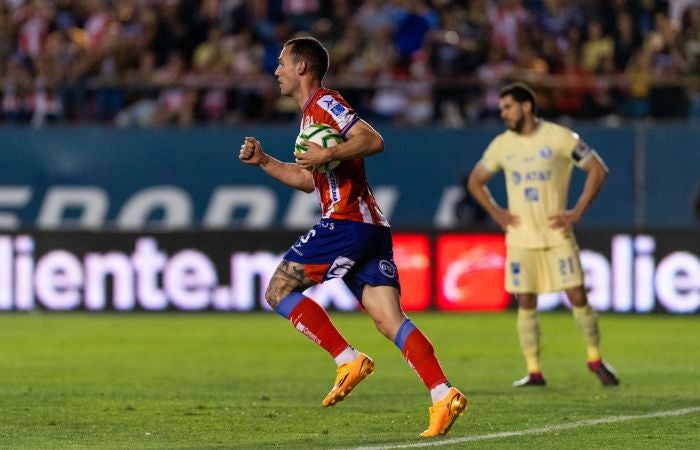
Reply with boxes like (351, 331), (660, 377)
(395, 320), (447, 389)
(276, 292), (349, 358)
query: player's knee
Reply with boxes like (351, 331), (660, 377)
(566, 287), (588, 307)
(517, 294), (537, 309)
(373, 319), (393, 339)
(264, 286), (284, 310)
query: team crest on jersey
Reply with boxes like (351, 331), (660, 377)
(301, 116), (314, 130)
(540, 147), (553, 159)
(510, 262), (521, 286)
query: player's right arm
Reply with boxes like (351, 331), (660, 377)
(239, 136), (314, 193)
(467, 162), (519, 231)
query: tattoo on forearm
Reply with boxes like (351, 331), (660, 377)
(277, 261), (306, 283)
(258, 155), (270, 168)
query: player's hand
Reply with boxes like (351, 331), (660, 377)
(493, 207), (519, 231)
(549, 210), (580, 229)
(239, 137), (266, 166)
(295, 141), (330, 171)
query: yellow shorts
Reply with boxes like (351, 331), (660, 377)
(505, 243), (584, 294)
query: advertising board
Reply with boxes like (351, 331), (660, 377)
(0, 230), (696, 313)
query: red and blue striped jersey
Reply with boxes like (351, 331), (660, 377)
(300, 88), (389, 227)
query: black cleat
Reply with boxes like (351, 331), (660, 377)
(588, 359), (620, 386)
(513, 372), (546, 387)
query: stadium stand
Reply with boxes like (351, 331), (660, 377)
(1, 0), (699, 127)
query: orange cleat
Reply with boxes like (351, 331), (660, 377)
(322, 353), (375, 407)
(419, 387), (468, 437)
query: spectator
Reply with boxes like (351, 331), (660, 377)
(476, 45), (515, 120)
(612, 11), (643, 72)
(623, 48), (653, 118)
(148, 51), (197, 127)
(392, 0), (436, 60)
(646, 12), (689, 118)
(427, 2), (483, 125)
(487, 0), (531, 60)
(682, 4), (700, 118)
(582, 19), (615, 72)
(1, 0), (700, 126)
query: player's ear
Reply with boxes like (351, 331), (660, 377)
(297, 61), (306, 75)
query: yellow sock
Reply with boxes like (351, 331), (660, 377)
(572, 305), (601, 361)
(517, 308), (541, 373)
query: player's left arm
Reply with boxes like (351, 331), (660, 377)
(295, 119), (383, 170)
(550, 150), (609, 229)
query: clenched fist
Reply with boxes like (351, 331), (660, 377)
(239, 137), (265, 166)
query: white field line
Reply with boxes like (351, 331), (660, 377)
(343, 406), (700, 450)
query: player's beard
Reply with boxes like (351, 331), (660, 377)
(507, 114), (526, 133)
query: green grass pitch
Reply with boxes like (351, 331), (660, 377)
(0, 311), (698, 449)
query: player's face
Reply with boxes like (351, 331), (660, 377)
(499, 95), (526, 132)
(274, 46), (300, 97)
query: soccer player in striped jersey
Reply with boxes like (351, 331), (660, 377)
(468, 82), (620, 388)
(238, 36), (466, 437)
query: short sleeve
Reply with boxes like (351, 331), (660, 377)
(480, 140), (502, 173)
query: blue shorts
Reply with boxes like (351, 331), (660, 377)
(283, 219), (401, 300)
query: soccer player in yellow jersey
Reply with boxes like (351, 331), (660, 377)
(468, 82), (619, 387)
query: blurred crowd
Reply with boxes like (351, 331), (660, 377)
(1, 0), (700, 127)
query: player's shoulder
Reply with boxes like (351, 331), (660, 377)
(313, 87), (346, 104)
(541, 120), (579, 140)
(488, 129), (514, 150)
(310, 88), (352, 114)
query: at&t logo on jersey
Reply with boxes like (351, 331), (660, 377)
(512, 171), (522, 185)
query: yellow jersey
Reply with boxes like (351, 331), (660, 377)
(480, 120), (595, 248)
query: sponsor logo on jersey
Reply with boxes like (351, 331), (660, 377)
(378, 259), (397, 278)
(524, 170), (552, 181)
(331, 104), (345, 116)
(328, 170), (340, 204)
(328, 256), (355, 278)
(317, 94), (354, 129)
(525, 187), (539, 202)
(512, 171), (522, 185)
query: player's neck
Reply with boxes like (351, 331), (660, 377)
(296, 80), (322, 108)
(519, 117), (540, 136)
